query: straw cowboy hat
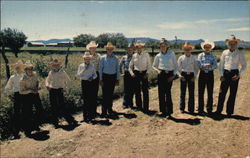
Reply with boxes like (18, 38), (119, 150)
(225, 35), (241, 45)
(134, 40), (145, 47)
(127, 43), (135, 49)
(158, 38), (170, 47)
(48, 59), (62, 67)
(86, 41), (98, 50)
(104, 42), (116, 49)
(24, 60), (34, 70)
(12, 60), (25, 70)
(182, 42), (195, 50)
(83, 51), (92, 59)
(200, 40), (215, 50)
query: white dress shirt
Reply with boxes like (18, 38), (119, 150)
(5, 73), (24, 96)
(129, 52), (151, 76)
(177, 54), (198, 77)
(76, 63), (97, 80)
(152, 51), (178, 75)
(91, 53), (101, 71)
(219, 49), (247, 76)
(45, 69), (71, 91)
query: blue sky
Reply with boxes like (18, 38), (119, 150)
(1, 1), (250, 41)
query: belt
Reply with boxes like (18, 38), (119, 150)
(201, 70), (213, 73)
(224, 69), (238, 73)
(182, 72), (194, 75)
(134, 70), (147, 73)
(159, 69), (173, 74)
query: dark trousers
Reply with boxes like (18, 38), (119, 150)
(134, 70), (149, 111)
(49, 88), (75, 125)
(21, 93), (43, 134)
(123, 71), (134, 108)
(198, 71), (214, 113)
(217, 69), (239, 115)
(12, 92), (22, 136)
(81, 80), (96, 120)
(158, 71), (174, 115)
(93, 71), (99, 114)
(102, 73), (116, 115)
(179, 72), (195, 113)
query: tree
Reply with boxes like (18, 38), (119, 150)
(0, 28), (27, 79)
(96, 33), (128, 48)
(96, 33), (111, 48)
(145, 40), (158, 53)
(73, 34), (95, 47)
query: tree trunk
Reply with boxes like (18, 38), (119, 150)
(64, 47), (70, 68)
(14, 51), (18, 58)
(1, 46), (11, 79)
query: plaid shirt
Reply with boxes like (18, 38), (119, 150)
(196, 52), (217, 71)
(119, 55), (133, 74)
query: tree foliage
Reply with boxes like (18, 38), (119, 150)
(73, 34), (95, 47)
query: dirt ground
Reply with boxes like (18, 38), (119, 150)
(1, 65), (250, 158)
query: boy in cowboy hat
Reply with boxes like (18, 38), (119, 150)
(19, 60), (43, 137)
(76, 51), (97, 123)
(196, 40), (217, 115)
(177, 42), (198, 114)
(99, 42), (120, 117)
(120, 43), (135, 109)
(86, 41), (101, 117)
(5, 60), (24, 139)
(46, 59), (77, 128)
(152, 38), (177, 118)
(216, 35), (247, 117)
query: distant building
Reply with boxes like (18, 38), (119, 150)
(27, 42), (45, 47)
(57, 42), (73, 47)
(46, 43), (58, 47)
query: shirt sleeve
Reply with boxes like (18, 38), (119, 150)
(92, 66), (97, 79)
(129, 55), (135, 76)
(76, 65), (86, 79)
(193, 56), (199, 78)
(146, 53), (152, 74)
(5, 76), (13, 96)
(152, 55), (159, 72)
(99, 57), (104, 80)
(177, 56), (182, 77)
(196, 54), (202, 68)
(116, 57), (120, 80)
(63, 71), (71, 91)
(119, 57), (124, 74)
(172, 53), (178, 75)
(219, 51), (225, 76)
(45, 71), (51, 87)
(239, 51), (247, 76)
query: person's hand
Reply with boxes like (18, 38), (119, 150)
(115, 80), (119, 86)
(120, 74), (125, 77)
(167, 75), (175, 82)
(180, 76), (186, 82)
(157, 70), (161, 74)
(220, 76), (225, 82)
(8, 95), (14, 102)
(99, 80), (103, 87)
(131, 74), (136, 78)
(191, 77), (195, 82)
(232, 75), (240, 81)
(46, 86), (51, 91)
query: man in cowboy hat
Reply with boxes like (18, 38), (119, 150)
(196, 40), (217, 115)
(177, 42), (198, 114)
(76, 51), (97, 123)
(152, 38), (177, 118)
(120, 43), (135, 109)
(19, 60), (43, 137)
(129, 40), (151, 113)
(216, 35), (247, 117)
(46, 59), (77, 128)
(5, 60), (24, 139)
(86, 41), (101, 117)
(99, 42), (120, 117)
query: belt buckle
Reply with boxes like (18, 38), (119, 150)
(165, 70), (169, 74)
(204, 70), (208, 73)
(186, 72), (190, 75)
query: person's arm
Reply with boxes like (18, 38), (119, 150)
(152, 55), (160, 73)
(196, 54), (202, 68)
(193, 56), (199, 78)
(116, 57), (120, 80)
(99, 57), (103, 80)
(219, 51), (225, 77)
(119, 57), (124, 74)
(64, 71), (71, 92)
(211, 54), (218, 70)
(146, 53), (152, 74)
(92, 66), (97, 80)
(19, 79), (30, 94)
(5, 77), (13, 96)
(172, 52), (178, 75)
(76, 65), (87, 78)
(177, 56), (182, 77)
(129, 56), (135, 76)
(239, 51), (247, 76)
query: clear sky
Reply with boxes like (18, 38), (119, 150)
(1, 1), (250, 41)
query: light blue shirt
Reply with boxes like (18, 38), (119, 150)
(196, 52), (217, 71)
(76, 63), (97, 80)
(99, 54), (120, 80)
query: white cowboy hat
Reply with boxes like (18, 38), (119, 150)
(86, 41), (98, 50)
(200, 40), (215, 50)
(83, 51), (92, 59)
(134, 40), (145, 47)
(104, 42), (116, 49)
(158, 38), (170, 47)
(48, 59), (62, 67)
(225, 35), (241, 45)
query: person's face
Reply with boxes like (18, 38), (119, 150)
(127, 48), (134, 56)
(15, 66), (22, 73)
(89, 47), (96, 54)
(106, 47), (114, 55)
(25, 68), (33, 76)
(228, 41), (237, 50)
(204, 44), (212, 53)
(160, 44), (168, 53)
(52, 64), (61, 71)
(84, 57), (91, 64)
(184, 48), (192, 56)
(136, 46), (143, 53)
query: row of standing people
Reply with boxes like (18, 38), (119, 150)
(5, 35), (247, 139)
